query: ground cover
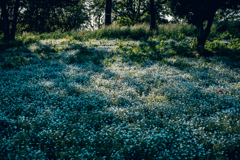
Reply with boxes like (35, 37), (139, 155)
(0, 35), (240, 159)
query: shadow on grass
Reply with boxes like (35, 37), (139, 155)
(0, 43), (120, 158)
(1, 37), (240, 159)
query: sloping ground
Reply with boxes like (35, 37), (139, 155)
(0, 38), (240, 159)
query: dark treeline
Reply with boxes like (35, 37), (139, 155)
(0, 0), (170, 40)
(0, 0), (240, 56)
(0, 0), (89, 40)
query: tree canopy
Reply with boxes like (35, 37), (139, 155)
(165, 0), (240, 24)
(165, 0), (240, 55)
(0, 0), (90, 41)
(113, 0), (168, 26)
(19, 0), (89, 33)
(1, 0), (240, 46)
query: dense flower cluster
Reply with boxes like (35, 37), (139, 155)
(0, 38), (239, 159)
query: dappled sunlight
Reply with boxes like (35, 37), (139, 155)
(0, 37), (240, 159)
(39, 80), (55, 88)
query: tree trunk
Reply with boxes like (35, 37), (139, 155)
(1, 1), (10, 41)
(98, 13), (101, 29)
(196, 12), (215, 56)
(204, 13), (215, 42)
(10, 0), (20, 40)
(105, 0), (112, 26)
(137, 0), (141, 23)
(150, 0), (156, 32)
(196, 20), (205, 55)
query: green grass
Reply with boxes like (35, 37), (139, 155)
(1, 22), (240, 56)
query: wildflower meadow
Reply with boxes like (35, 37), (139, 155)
(0, 23), (240, 159)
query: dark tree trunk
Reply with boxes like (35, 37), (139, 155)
(105, 0), (112, 26)
(98, 13), (101, 29)
(137, 0), (141, 22)
(10, 0), (20, 40)
(1, 1), (10, 41)
(204, 13), (215, 42)
(196, 20), (205, 55)
(196, 13), (215, 56)
(150, 0), (156, 32)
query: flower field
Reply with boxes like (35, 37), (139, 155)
(0, 36), (240, 159)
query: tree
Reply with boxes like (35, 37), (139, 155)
(113, 0), (167, 26)
(0, 0), (90, 41)
(105, 0), (112, 26)
(89, 0), (106, 29)
(165, 0), (240, 55)
(154, 0), (169, 24)
(0, 0), (20, 41)
(113, 0), (140, 26)
(150, 0), (156, 31)
(19, 0), (89, 33)
(114, 0), (147, 26)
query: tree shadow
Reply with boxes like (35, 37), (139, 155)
(1, 37), (239, 159)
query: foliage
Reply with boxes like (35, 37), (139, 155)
(17, 0), (89, 33)
(215, 20), (240, 39)
(215, 8), (240, 21)
(89, 0), (106, 29)
(164, 0), (240, 54)
(165, 0), (240, 25)
(168, 40), (194, 57)
(113, 0), (168, 26)
(0, 0), (90, 37)
(1, 22), (240, 53)
(205, 39), (240, 61)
